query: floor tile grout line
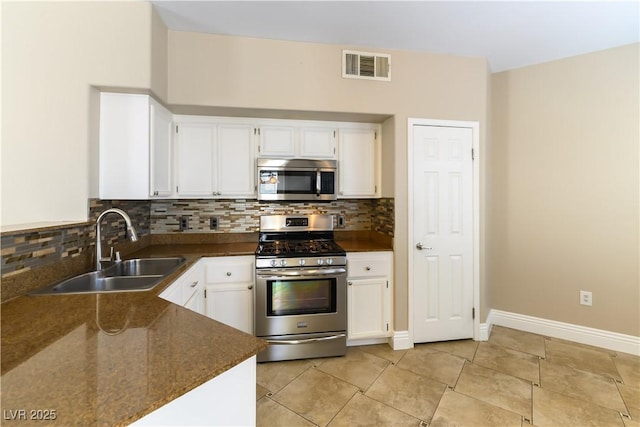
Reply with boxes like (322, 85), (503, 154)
(261, 394), (319, 427)
(323, 388), (361, 427)
(453, 360), (534, 421)
(353, 390), (428, 425)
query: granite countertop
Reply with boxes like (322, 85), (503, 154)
(0, 233), (392, 426)
(0, 243), (265, 426)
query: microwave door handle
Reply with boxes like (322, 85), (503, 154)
(316, 170), (321, 196)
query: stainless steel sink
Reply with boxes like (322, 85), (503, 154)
(102, 257), (186, 277)
(31, 257), (186, 295)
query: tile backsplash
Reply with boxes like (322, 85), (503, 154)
(1, 198), (393, 284)
(150, 198), (394, 235)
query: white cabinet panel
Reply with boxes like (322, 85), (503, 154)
(99, 93), (172, 199)
(300, 127), (336, 159)
(203, 256), (254, 334)
(259, 125), (296, 157)
(347, 252), (393, 341)
(217, 124), (255, 197)
(338, 126), (380, 198)
(176, 123), (216, 197)
(174, 117), (256, 198)
(159, 260), (205, 317)
(149, 98), (173, 197)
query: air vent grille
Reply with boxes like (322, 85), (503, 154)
(343, 50), (391, 81)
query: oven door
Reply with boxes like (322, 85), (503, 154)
(255, 267), (347, 338)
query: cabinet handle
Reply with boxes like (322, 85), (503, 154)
(226, 272), (232, 277)
(190, 281), (198, 288)
(348, 281), (352, 286)
(248, 285), (253, 290)
(365, 266), (371, 271)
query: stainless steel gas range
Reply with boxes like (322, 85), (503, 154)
(254, 215), (347, 362)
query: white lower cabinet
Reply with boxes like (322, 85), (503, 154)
(347, 252), (393, 341)
(159, 260), (205, 315)
(203, 256), (255, 334)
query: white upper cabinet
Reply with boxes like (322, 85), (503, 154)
(99, 92), (172, 199)
(338, 125), (381, 198)
(217, 124), (256, 197)
(299, 127), (336, 159)
(258, 125), (297, 158)
(175, 122), (216, 197)
(257, 121), (337, 159)
(174, 116), (255, 198)
(149, 99), (174, 197)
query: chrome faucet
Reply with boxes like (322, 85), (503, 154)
(96, 208), (138, 270)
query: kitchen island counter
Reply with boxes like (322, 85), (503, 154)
(0, 242), (265, 426)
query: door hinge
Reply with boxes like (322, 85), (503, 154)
(333, 130), (336, 138)
(471, 148), (475, 161)
(472, 307), (475, 319)
(374, 131), (377, 140)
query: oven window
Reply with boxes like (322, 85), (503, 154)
(268, 278), (336, 316)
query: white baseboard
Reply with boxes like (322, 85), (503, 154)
(391, 330), (412, 350)
(477, 322), (491, 341)
(347, 337), (388, 347)
(346, 331), (413, 350)
(488, 309), (640, 356)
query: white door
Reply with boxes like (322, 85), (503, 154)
(412, 124), (474, 342)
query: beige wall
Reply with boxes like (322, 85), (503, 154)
(168, 31), (490, 330)
(489, 44), (640, 336)
(1, 1), (154, 226)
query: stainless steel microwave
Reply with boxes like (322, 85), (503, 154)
(257, 158), (337, 201)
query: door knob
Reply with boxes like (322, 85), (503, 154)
(416, 243), (433, 250)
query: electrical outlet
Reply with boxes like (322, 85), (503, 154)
(210, 216), (219, 230)
(179, 216), (189, 231)
(580, 290), (592, 306)
(338, 215), (346, 228)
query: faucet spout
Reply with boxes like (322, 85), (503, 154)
(96, 208), (139, 270)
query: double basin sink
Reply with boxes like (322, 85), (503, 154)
(32, 257), (186, 295)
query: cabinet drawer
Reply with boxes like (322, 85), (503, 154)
(347, 252), (392, 278)
(204, 256), (254, 284)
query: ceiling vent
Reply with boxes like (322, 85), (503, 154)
(342, 50), (391, 81)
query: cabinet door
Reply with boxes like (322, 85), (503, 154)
(299, 127), (336, 159)
(205, 284), (253, 334)
(99, 93), (150, 199)
(338, 128), (379, 197)
(175, 123), (216, 197)
(258, 125), (296, 158)
(217, 124), (256, 197)
(185, 288), (206, 315)
(347, 277), (390, 339)
(149, 99), (173, 197)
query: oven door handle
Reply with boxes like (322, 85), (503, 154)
(256, 268), (346, 277)
(265, 333), (346, 345)
(316, 170), (321, 196)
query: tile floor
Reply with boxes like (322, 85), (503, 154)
(256, 326), (640, 426)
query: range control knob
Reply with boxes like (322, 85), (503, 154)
(299, 259), (306, 266)
(280, 259), (287, 267)
(317, 259), (324, 265)
(326, 258), (334, 265)
(270, 259), (278, 267)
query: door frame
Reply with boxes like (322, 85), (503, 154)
(407, 118), (481, 343)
